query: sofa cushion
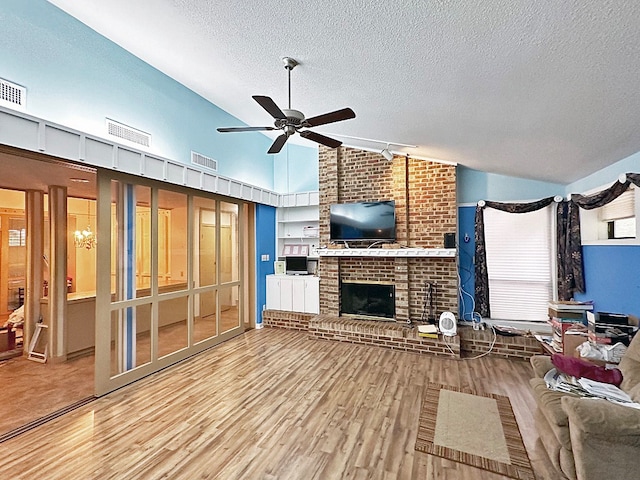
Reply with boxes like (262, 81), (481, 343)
(530, 355), (554, 378)
(619, 333), (640, 393)
(530, 378), (574, 450)
(552, 353), (623, 386)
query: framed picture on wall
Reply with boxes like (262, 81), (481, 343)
(283, 244), (309, 256)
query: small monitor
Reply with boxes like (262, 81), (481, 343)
(285, 256), (308, 275)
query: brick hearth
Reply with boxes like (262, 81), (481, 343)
(262, 310), (542, 361)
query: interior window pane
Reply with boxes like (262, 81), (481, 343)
(220, 202), (239, 283)
(158, 189), (188, 289)
(110, 181), (152, 300)
(194, 196), (217, 287)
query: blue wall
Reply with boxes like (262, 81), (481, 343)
(273, 143), (320, 193)
(573, 245), (640, 316)
(255, 204), (277, 325)
(0, 0), (278, 190)
(457, 165), (565, 204)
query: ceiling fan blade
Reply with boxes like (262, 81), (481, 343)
(300, 130), (342, 148)
(217, 126), (276, 133)
(303, 108), (356, 128)
(267, 134), (289, 154)
(253, 95), (287, 120)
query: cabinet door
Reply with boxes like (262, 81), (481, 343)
(291, 277), (306, 312)
(304, 277), (320, 314)
(279, 277), (294, 311)
(265, 276), (281, 310)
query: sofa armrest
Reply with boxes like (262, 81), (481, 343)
(561, 396), (640, 444)
(530, 355), (553, 378)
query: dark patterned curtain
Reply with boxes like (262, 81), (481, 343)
(556, 201), (583, 300)
(474, 173), (640, 318)
(558, 176), (636, 300)
(474, 197), (556, 317)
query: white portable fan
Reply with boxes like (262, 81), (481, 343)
(439, 311), (457, 337)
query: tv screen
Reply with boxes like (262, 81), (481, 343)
(330, 200), (396, 242)
(285, 256), (308, 275)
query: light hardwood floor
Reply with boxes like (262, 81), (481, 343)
(0, 328), (555, 479)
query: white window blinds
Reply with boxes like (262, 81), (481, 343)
(484, 206), (553, 322)
(600, 188), (635, 221)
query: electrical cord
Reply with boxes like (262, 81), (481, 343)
(443, 323), (497, 360)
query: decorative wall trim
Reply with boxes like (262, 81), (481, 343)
(0, 106), (280, 207)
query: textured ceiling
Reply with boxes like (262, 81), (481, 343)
(47, 0), (640, 184)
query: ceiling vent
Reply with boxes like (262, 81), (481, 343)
(106, 118), (151, 147)
(191, 151), (218, 171)
(0, 78), (26, 111)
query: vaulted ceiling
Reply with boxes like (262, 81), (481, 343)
(47, 0), (640, 184)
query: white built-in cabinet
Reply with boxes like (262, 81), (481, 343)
(266, 274), (319, 314)
(277, 191), (319, 258)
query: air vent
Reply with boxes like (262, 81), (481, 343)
(106, 119), (151, 147)
(0, 78), (26, 111)
(191, 151), (218, 171)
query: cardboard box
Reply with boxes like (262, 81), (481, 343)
(565, 331), (588, 357)
(0, 329), (16, 352)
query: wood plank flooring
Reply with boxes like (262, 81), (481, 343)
(0, 328), (556, 479)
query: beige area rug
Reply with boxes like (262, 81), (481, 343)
(415, 383), (534, 480)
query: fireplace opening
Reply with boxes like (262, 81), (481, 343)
(340, 281), (395, 320)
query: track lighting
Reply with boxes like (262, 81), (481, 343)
(381, 147), (394, 161)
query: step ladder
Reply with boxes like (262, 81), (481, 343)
(27, 323), (48, 363)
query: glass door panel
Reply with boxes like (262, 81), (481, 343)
(158, 295), (189, 358)
(110, 303), (152, 377)
(194, 290), (217, 343)
(220, 202), (238, 284)
(219, 285), (240, 334)
(158, 189), (188, 290)
(195, 197), (217, 287)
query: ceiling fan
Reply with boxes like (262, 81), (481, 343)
(217, 57), (356, 154)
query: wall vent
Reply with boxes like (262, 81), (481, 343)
(191, 151), (218, 171)
(0, 78), (26, 111)
(106, 119), (151, 147)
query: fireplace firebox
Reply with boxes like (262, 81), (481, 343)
(340, 281), (395, 320)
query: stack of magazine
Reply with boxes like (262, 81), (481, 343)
(544, 368), (640, 409)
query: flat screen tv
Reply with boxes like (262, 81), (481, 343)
(285, 256), (309, 275)
(330, 200), (396, 242)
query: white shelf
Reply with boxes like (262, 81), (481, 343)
(277, 219), (318, 223)
(276, 192), (320, 259)
(316, 248), (456, 258)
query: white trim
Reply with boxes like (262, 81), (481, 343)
(0, 105), (280, 207)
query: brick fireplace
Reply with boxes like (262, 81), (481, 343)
(318, 146), (459, 323)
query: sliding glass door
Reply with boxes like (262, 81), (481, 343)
(95, 171), (246, 396)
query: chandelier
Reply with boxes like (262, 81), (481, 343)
(74, 201), (97, 250)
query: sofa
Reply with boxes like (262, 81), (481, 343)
(529, 332), (640, 480)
